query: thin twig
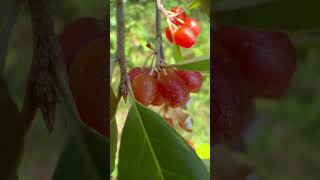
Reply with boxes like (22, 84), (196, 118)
(115, 0), (128, 101)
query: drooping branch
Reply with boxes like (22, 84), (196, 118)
(116, 0), (129, 101)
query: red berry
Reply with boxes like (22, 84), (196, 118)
(59, 18), (105, 72)
(184, 17), (201, 37)
(69, 38), (108, 137)
(174, 26), (196, 48)
(165, 27), (176, 43)
(128, 67), (143, 81)
(132, 73), (157, 106)
(212, 46), (254, 144)
(157, 71), (190, 108)
(171, 6), (187, 25)
(215, 25), (297, 98)
(175, 70), (203, 93)
(128, 67), (155, 82)
(151, 93), (165, 106)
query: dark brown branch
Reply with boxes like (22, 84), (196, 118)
(116, 0), (128, 101)
(27, 0), (58, 131)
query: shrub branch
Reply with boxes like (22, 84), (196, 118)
(115, 0), (129, 101)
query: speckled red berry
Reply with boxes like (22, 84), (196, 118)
(175, 70), (203, 93)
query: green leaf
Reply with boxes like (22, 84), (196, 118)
(172, 43), (183, 63)
(214, 0), (320, 31)
(188, 0), (201, 10)
(289, 31), (320, 50)
(117, 101), (209, 180)
(174, 55), (210, 72)
(195, 143), (210, 160)
(53, 125), (108, 180)
(0, 0), (22, 73)
(110, 90), (118, 174)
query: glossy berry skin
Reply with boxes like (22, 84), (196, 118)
(132, 73), (157, 106)
(157, 72), (190, 108)
(59, 18), (105, 72)
(128, 67), (154, 82)
(175, 70), (203, 93)
(151, 92), (165, 106)
(69, 38), (108, 137)
(184, 17), (201, 37)
(174, 26), (196, 48)
(128, 67), (144, 81)
(171, 6), (187, 25)
(215, 25), (297, 98)
(165, 27), (176, 43)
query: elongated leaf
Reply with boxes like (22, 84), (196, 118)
(175, 55), (210, 72)
(118, 101), (209, 180)
(172, 43), (183, 63)
(53, 125), (108, 180)
(214, 0), (320, 31)
(188, 0), (201, 10)
(0, 0), (22, 72)
(110, 90), (118, 174)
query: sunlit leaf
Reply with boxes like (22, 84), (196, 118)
(117, 100), (209, 180)
(195, 143), (210, 159)
(174, 55), (210, 72)
(188, 0), (201, 10)
(110, 90), (118, 174)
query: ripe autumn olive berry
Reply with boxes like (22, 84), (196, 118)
(151, 92), (165, 106)
(213, 46), (254, 144)
(132, 73), (157, 106)
(175, 70), (203, 93)
(171, 6), (187, 25)
(59, 18), (105, 72)
(69, 37), (108, 137)
(157, 71), (190, 108)
(128, 67), (155, 82)
(165, 27), (176, 43)
(184, 17), (201, 37)
(174, 26), (196, 48)
(215, 25), (297, 98)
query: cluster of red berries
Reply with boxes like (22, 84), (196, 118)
(165, 6), (201, 48)
(213, 25), (297, 144)
(128, 67), (203, 108)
